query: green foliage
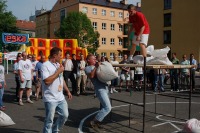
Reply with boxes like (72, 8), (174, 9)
(55, 11), (99, 54)
(0, 0), (18, 52)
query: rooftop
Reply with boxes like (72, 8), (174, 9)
(16, 20), (36, 31)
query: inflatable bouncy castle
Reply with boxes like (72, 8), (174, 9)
(28, 38), (88, 60)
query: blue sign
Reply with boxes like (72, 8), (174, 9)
(2, 33), (29, 44)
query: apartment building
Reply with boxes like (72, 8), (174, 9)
(36, 0), (140, 60)
(142, 0), (200, 62)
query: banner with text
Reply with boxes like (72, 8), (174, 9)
(2, 33), (29, 44)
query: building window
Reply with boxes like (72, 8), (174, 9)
(119, 38), (123, 45)
(92, 8), (97, 15)
(118, 53), (122, 59)
(119, 12), (123, 18)
(164, 0), (172, 10)
(102, 23), (106, 30)
(102, 9), (106, 16)
(60, 9), (66, 22)
(110, 11), (115, 17)
(82, 7), (88, 13)
(111, 24), (115, 31)
(101, 52), (106, 57)
(110, 52), (115, 60)
(127, 13), (129, 17)
(102, 38), (106, 45)
(164, 13), (171, 27)
(110, 38), (115, 45)
(164, 30), (171, 44)
(93, 22), (97, 30)
(119, 25), (123, 31)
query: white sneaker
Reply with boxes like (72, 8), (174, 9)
(113, 89), (118, 93)
(110, 89), (113, 94)
(27, 99), (34, 104)
(128, 55), (133, 62)
(18, 101), (24, 106)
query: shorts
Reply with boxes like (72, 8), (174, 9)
(129, 70), (134, 80)
(120, 74), (130, 81)
(132, 34), (149, 46)
(20, 80), (32, 89)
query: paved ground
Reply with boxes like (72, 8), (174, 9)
(1, 72), (200, 133)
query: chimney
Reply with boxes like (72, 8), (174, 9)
(120, 0), (128, 5)
(137, 2), (141, 7)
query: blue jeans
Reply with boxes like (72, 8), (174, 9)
(95, 87), (112, 122)
(154, 74), (164, 91)
(43, 100), (69, 133)
(0, 82), (4, 107)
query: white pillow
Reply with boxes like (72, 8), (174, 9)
(96, 61), (118, 83)
(0, 111), (15, 126)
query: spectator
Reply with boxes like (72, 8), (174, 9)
(41, 47), (72, 133)
(62, 53), (76, 95)
(180, 54), (190, 90)
(190, 53), (197, 89)
(110, 55), (119, 94)
(134, 66), (143, 91)
(13, 53), (22, 101)
(35, 55), (46, 100)
(31, 54), (39, 96)
(18, 52), (34, 106)
(76, 54), (87, 95)
(170, 53), (179, 91)
(119, 54), (130, 92)
(0, 56), (6, 111)
(154, 69), (166, 92)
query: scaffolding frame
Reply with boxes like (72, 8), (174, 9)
(112, 59), (195, 133)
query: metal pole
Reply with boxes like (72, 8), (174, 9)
(143, 57), (146, 133)
(189, 55), (192, 119)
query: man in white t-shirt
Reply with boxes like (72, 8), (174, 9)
(31, 54), (39, 96)
(41, 47), (72, 133)
(18, 52), (34, 106)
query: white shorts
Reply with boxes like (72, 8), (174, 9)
(20, 80), (32, 89)
(132, 34), (149, 46)
(129, 70), (134, 80)
(120, 74), (130, 81)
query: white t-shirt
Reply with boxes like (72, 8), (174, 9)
(0, 65), (5, 82)
(41, 61), (65, 102)
(62, 59), (73, 71)
(32, 60), (39, 76)
(18, 59), (33, 80)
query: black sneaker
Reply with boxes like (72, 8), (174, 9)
(90, 121), (101, 132)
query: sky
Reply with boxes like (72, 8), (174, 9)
(6, 0), (141, 20)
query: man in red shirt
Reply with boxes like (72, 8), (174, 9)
(127, 4), (150, 59)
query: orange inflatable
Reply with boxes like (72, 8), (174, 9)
(28, 38), (88, 60)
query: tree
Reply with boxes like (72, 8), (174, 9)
(0, 0), (18, 52)
(55, 11), (100, 54)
